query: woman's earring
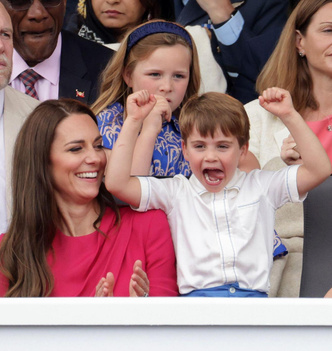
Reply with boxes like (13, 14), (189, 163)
(299, 51), (305, 57)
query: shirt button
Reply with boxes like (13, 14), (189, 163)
(229, 287), (236, 294)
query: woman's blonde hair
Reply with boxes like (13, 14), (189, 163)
(257, 0), (332, 113)
(92, 20), (201, 115)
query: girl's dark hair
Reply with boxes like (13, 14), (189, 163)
(0, 98), (120, 297)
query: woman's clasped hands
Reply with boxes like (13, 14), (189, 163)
(95, 260), (150, 297)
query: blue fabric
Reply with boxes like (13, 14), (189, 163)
(97, 102), (191, 176)
(175, 0), (289, 73)
(127, 21), (192, 55)
(181, 283), (268, 297)
(273, 230), (288, 258)
(213, 10), (244, 46)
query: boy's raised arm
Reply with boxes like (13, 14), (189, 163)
(104, 90), (157, 207)
(259, 87), (331, 197)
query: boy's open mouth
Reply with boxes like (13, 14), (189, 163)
(203, 169), (224, 184)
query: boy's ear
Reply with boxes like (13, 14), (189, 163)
(181, 139), (189, 161)
(122, 68), (132, 87)
(240, 142), (249, 158)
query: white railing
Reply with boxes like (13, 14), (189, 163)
(1, 298), (332, 350)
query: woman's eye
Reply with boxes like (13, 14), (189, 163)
(95, 144), (104, 150)
(69, 147), (82, 152)
(175, 74), (185, 79)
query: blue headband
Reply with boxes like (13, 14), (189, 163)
(126, 21), (193, 55)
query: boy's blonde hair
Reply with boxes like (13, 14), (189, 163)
(92, 20), (201, 115)
(179, 92), (250, 147)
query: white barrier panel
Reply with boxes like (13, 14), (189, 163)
(1, 298), (332, 350)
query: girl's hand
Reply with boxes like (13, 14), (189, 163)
(126, 90), (157, 123)
(281, 134), (303, 165)
(259, 87), (295, 120)
(141, 95), (172, 136)
(95, 272), (115, 297)
(129, 260), (150, 297)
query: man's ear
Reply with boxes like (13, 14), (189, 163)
(122, 68), (132, 87)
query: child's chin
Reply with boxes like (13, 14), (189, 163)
(202, 179), (225, 193)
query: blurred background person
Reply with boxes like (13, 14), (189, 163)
(1, 0), (113, 104)
(0, 2), (39, 234)
(243, 0), (332, 297)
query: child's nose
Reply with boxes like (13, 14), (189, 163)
(160, 77), (172, 92)
(205, 148), (218, 161)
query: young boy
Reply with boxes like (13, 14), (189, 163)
(105, 88), (331, 297)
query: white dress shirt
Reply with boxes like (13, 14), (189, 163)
(136, 165), (303, 294)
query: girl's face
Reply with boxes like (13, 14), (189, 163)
(92, 0), (146, 38)
(49, 113), (106, 207)
(124, 44), (191, 112)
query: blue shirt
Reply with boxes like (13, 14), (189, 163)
(97, 102), (191, 176)
(180, 0), (244, 45)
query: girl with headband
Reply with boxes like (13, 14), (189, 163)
(92, 20), (200, 176)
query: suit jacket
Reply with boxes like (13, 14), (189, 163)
(59, 30), (114, 105)
(174, 0), (289, 76)
(4, 86), (40, 220)
(230, 26), (283, 104)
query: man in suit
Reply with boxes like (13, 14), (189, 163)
(1, 0), (113, 104)
(0, 2), (39, 233)
(174, 0), (289, 98)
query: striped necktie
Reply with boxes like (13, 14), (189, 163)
(18, 69), (41, 100)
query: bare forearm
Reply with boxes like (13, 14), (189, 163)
(131, 130), (157, 176)
(259, 88), (331, 196)
(282, 112), (331, 193)
(106, 90), (157, 205)
(105, 119), (141, 195)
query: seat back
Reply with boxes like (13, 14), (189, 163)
(300, 176), (332, 297)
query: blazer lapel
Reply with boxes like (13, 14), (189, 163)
(3, 88), (26, 217)
(59, 32), (92, 104)
(3, 86), (39, 220)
